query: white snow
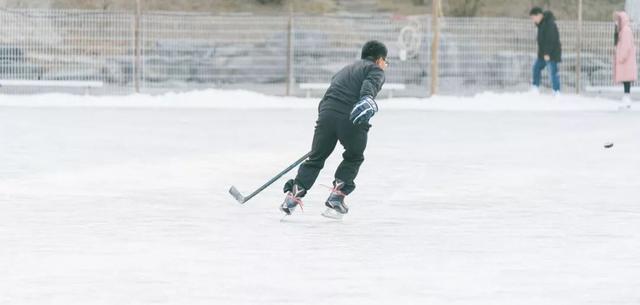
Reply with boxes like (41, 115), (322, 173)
(0, 89), (631, 111)
(1, 90), (639, 305)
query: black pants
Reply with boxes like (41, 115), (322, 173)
(624, 81), (631, 94)
(294, 110), (369, 195)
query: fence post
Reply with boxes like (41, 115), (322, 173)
(430, 0), (440, 96)
(576, 0), (582, 94)
(134, 0), (142, 93)
(285, 5), (294, 96)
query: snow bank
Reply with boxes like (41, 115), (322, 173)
(0, 89), (630, 111)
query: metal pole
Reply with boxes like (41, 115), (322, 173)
(286, 4), (294, 96)
(430, 0), (440, 96)
(576, 0), (582, 94)
(134, 0), (142, 93)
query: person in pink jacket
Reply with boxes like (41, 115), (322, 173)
(613, 11), (637, 108)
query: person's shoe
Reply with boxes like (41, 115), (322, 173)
(324, 179), (348, 214)
(618, 94), (632, 110)
(280, 184), (305, 215)
(530, 86), (540, 94)
(553, 90), (561, 98)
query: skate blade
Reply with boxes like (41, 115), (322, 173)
(321, 208), (344, 220)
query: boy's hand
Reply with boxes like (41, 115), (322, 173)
(350, 96), (378, 125)
(544, 55), (550, 61)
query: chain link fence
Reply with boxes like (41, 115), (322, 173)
(0, 8), (638, 97)
(0, 9), (134, 94)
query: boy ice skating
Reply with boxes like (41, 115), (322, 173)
(280, 40), (387, 216)
(529, 7), (562, 96)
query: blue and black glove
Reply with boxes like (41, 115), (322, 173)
(349, 95), (378, 125)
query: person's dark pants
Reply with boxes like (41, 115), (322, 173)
(532, 58), (561, 92)
(294, 110), (369, 196)
(624, 81), (631, 94)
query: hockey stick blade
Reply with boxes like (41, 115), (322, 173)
(228, 186), (246, 204)
(227, 152), (312, 205)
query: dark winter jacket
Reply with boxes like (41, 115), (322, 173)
(536, 11), (562, 62)
(318, 59), (385, 115)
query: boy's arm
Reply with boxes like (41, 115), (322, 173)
(360, 65), (385, 99)
(351, 66), (385, 125)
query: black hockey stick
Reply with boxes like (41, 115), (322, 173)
(229, 152), (311, 204)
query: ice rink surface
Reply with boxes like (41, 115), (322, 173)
(1, 91), (639, 305)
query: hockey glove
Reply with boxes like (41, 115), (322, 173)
(350, 95), (378, 125)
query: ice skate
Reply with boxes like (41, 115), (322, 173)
(280, 184), (305, 215)
(322, 180), (348, 219)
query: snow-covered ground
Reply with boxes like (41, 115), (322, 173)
(1, 90), (639, 305)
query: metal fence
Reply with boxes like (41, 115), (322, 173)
(0, 8), (637, 97)
(0, 9), (134, 94)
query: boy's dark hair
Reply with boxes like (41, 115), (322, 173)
(361, 40), (387, 60)
(529, 7), (544, 16)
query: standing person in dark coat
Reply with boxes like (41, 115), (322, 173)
(530, 7), (562, 96)
(280, 40), (387, 217)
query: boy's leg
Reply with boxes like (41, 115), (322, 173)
(334, 120), (369, 195)
(532, 58), (546, 88)
(293, 112), (339, 192)
(548, 61), (560, 92)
